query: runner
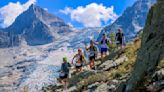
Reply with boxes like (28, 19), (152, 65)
(116, 29), (124, 49)
(59, 57), (71, 90)
(99, 33), (109, 60)
(86, 40), (97, 70)
(72, 48), (86, 72)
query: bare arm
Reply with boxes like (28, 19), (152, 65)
(72, 54), (77, 64)
(85, 46), (89, 51)
(94, 41), (99, 45)
(82, 54), (87, 64)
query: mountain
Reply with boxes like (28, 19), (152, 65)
(0, 27), (102, 92)
(4, 4), (73, 46)
(117, 0), (164, 91)
(97, 0), (156, 41)
(0, 30), (10, 48)
(0, 4), (101, 49)
(69, 27), (102, 49)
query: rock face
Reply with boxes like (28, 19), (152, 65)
(117, 0), (164, 91)
(4, 4), (72, 46)
(0, 30), (10, 48)
(97, 0), (156, 42)
(98, 55), (128, 71)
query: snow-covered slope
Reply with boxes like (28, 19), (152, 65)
(0, 3), (102, 92)
(98, 0), (156, 41)
(69, 27), (102, 49)
(0, 30), (10, 48)
(3, 4), (73, 46)
(0, 44), (75, 92)
(0, 26), (101, 92)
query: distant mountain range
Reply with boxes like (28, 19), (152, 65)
(0, 0), (156, 48)
(98, 0), (156, 41)
(1, 4), (73, 47)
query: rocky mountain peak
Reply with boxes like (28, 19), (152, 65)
(97, 0), (156, 42)
(2, 4), (72, 46)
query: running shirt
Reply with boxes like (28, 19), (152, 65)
(100, 39), (108, 49)
(61, 62), (71, 74)
(75, 54), (85, 64)
(89, 46), (97, 57)
(116, 32), (124, 41)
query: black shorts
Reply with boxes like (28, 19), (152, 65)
(75, 63), (82, 69)
(59, 73), (68, 79)
(89, 55), (95, 61)
(117, 39), (123, 45)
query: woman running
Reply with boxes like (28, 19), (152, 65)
(86, 40), (97, 70)
(72, 48), (86, 72)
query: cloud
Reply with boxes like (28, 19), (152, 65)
(44, 8), (48, 11)
(0, 0), (36, 28)
(67, 22), (73, 27)
(60, 3), (118, 27)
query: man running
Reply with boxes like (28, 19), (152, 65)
(86, 40), (97, 70)
(72, 48), (86, 72)
(100, 33), (109, 60)
(59, 57), (71, 90)
(116, 29), (124, 49)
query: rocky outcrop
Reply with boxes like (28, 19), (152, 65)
(146, 69), (164, 92)
(117, 0), (164, 91)
(98, 55), (128, 71)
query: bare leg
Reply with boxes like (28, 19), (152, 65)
(90, 60), (94, 69)
(64, 79), (68, 90)
(101, 53), (103, 61)
(80, 67), (82, 72)
(92, 59), (95, 69)
(104, 52), (107, 57)
(89, 60), (92, 69)
(117, 44), (119, 50)
(61, 80), (65, 89)
(76, 68), (78, 73)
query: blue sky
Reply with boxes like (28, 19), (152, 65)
(0, 0), (137, 28)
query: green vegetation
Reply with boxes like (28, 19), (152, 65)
(77, 72), (111, 91)
(157, 59), (164, 70)
(108, 32), (117, 53)
(75, 38), (141, 91)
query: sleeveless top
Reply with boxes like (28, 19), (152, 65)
(100, 39), (108, 48)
